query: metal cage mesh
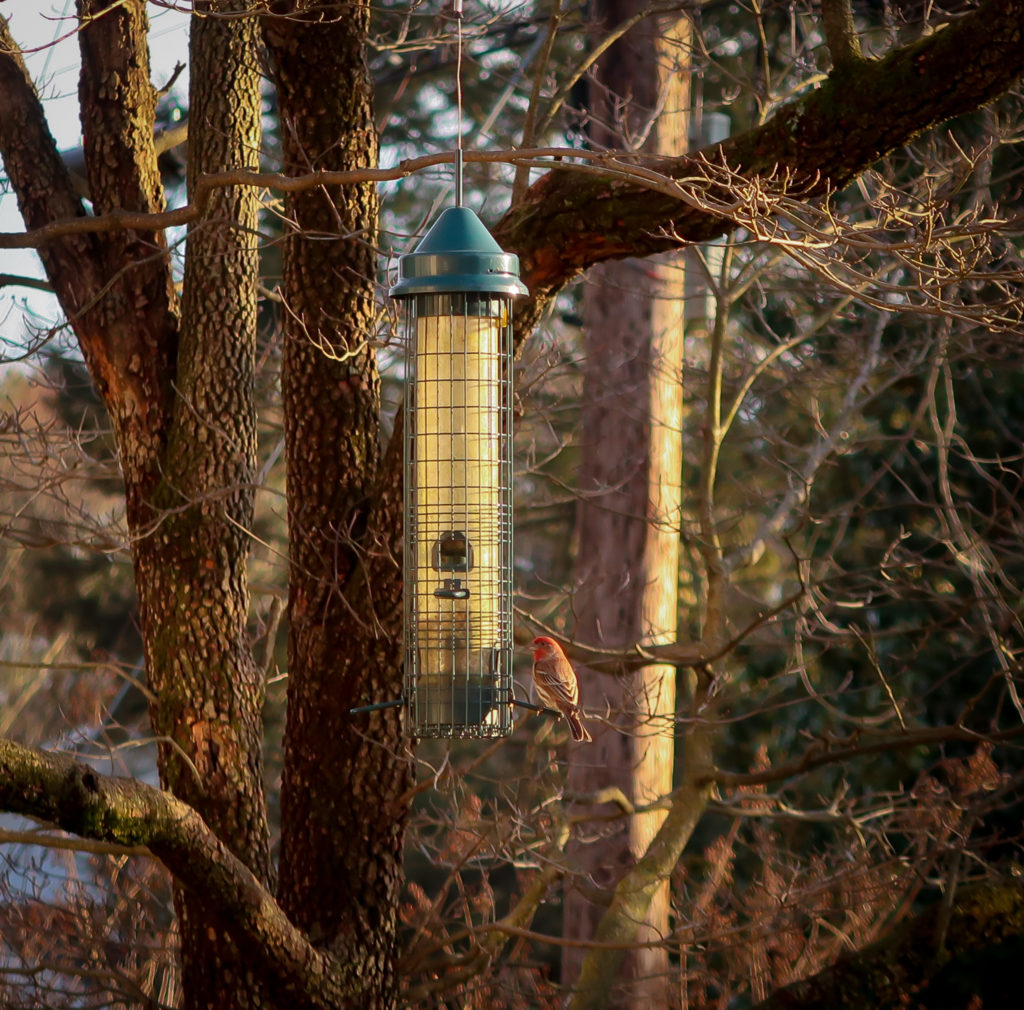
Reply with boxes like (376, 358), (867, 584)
(403, 293), (514, 738)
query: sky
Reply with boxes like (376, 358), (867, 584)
(1, 2), (191, 329)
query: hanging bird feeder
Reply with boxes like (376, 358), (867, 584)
(390, 205), (526, 738)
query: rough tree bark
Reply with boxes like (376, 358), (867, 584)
(4, 2), (273, 1007)
(140, 4), (270, 1005)
(262, 4), (412, 1005)
(2, 0), (412, 1003)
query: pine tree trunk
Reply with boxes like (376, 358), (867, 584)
(564, 7), (691, 1006)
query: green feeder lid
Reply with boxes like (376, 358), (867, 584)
(389, 206), (528, 299)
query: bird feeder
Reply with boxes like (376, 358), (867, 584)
(390, 206), (527, 738)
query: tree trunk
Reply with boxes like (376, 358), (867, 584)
(564, 6), (690, 1006)
(5, 4), (272, 1007)
(263, 4), (412, 1005)
(136, 5), (270, 1006)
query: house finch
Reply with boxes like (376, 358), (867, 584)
(531, 636), (592, 742)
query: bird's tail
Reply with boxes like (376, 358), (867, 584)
(568, 711), (593, 743)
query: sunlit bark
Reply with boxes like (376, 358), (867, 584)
(564, 6), (689, 1005)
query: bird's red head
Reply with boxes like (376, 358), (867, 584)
(531, 636), (558, 661)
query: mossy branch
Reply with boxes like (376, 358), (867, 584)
(0, 737), (355, 1009)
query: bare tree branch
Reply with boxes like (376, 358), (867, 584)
(497, 0), (1024, 337)
(820, 0), (863, 69)
(0, 273), (53, 293)
(713, 724), (1024, 790)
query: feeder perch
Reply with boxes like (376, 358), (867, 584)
(391, 206), (527, 738)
